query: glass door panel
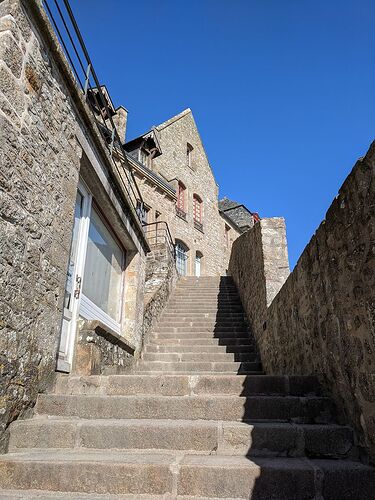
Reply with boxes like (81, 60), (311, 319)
(82, 207), (124, 324)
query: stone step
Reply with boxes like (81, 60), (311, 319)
(160, 316), (246, 322)
(54, 375), (321, 397)
(149, 337), (254, 345)
(153, 326), (249, 333)
(0, 452), (373, 499)
(35, 394), (334, 422)
(153, 332), (251, 340)
(141, 353), (258, 363)
(145, 344), (256, 354)
(171, 297), (239, 301)
(135, 361), (262, 373)
(0, 451), (173, 496)
(156, 320), (248, 327)
(166, 304), (243, 309)
(9, 418), (354, 459)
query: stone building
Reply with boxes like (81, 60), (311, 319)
(0, 0), (153, 449)
(1, 1), (375, 497)
(0, 0), (256, 450)
(125, 109), (258, 276)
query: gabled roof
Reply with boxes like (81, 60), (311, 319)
(154, 108), (191, 131)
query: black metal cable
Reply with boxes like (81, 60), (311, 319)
(52, 0), (87, 75)
(43, 0), (83, 90)
(44, 0), (145, 219)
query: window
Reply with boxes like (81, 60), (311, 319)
(176, 182), (187, 219)
(187, 143), (193, 169)
(193, 194), (202, 223)
(193, 194), (203, 231)
(175, 240), (189, 276)
(82, 207), (124, 322)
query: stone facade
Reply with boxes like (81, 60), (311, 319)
(229, 142), (375, 463)
(125, 109), (253, 276)
(0, 0), (149, 450)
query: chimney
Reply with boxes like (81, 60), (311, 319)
(113, 106), (128, 143)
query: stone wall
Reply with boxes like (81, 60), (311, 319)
(228, 218), (290, 339)
(0, 0), (148, 450)
(0, 0), (82, 451)
(142, 243), (179, 347)
(74, 320), (136, 376)
(229, 142), (375, 463)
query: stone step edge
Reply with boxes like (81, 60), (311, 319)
(0, 452), (373, 499)
(54, 373), (321, 396)
(9, 418), (355, 457)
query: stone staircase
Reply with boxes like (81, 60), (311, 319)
(0, 276), (374, 499)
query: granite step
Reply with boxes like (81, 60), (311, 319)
(9, 418), (355, 458)
(0, 452), (373, 499)
(141, 352), (258, 363)
(35, 394), (334, 422)
(145, 344), (256, 353)
(54, 375), (321, 397)
(153, 326), (249, 333)
(135, 361), (262, 373)
(148, 337), (254, 345)
(153, 332), (251, 340)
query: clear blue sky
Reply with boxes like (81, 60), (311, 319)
(70, 0), (375, 268)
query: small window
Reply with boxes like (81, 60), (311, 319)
(187, 143), (193, 169)
(176, 182), (187, 219)
(193, 194), (203, 229)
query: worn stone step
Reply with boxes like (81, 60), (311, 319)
(36, 394), (333, 422)
(9, 418), (354, 458)
(54, 375), (320, 397)
(166, 303), (243, 309)
(142, 353), (258, 363)
(176, 456), (375, 499)
(153, 332), (251, 340)
(0, 451), (173, 495)
(2, 452), (373, 499)
(153, 326), (249, 333)
(136, 361), (262, 373)
(145, 344), (256, 354)
(149, 337), (254, 345)
(157, 320), (247, 328)
(162, 308), (245, 320)
(168, 293), (241, 305)
(0, 492), (176, 500)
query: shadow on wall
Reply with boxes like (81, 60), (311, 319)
(210, 277), (375, 499)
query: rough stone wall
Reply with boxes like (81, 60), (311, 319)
(74, 321), (135, 376)
(0, 0), (82, 450)
(149, 110), (238, 276)
(142, 243), (179, 347)
(228, 218), (290, 341)
(228, 142), (375, 462)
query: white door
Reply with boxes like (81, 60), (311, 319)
(195, 254), (201, 277)
(57, 182), (91, 372)
(57, 181), (126, 372)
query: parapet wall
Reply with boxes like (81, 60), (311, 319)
(229, 141), (375, 463)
